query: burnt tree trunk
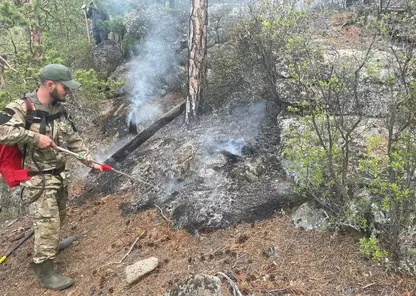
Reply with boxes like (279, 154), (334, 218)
(185, 0), (208, 126)
(107, 102), (186, 164)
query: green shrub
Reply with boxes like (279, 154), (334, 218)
(359, 237), (389, 261)
(74, 69), (125, 102)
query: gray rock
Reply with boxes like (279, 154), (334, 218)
(0, 181), (24, 223)
(397, 220), (416, 275)
(245, 171), (258, 183)
(204, 154), (227, 168)
(165, 274), (222, 296)
(92, 40), (123, 78)
(291, 202), (328, 231)
(109, 62), (132, 95)
(125, 257), (159, 285)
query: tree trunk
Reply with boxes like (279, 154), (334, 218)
(185, 0), (208, 126)
(25, 0), (41, 52)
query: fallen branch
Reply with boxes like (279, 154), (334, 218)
(0, 56), (17, 72)
(217, 272), (243, 296)
(119, 233), (143, 262)
(6, 219), (18, 228)
(154, 204), (171, 223)
(98, 230), (146, 269)
(361, 283), (376, 290)
(107, 101), (185, 164)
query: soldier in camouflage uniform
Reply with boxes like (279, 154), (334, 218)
(0, 64), (103, 291)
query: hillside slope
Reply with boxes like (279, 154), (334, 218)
(1, 191), (416, 296)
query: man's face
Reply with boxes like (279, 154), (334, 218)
(50, 82), (71, 102)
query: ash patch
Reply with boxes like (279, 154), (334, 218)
(85, 100), (300, 232)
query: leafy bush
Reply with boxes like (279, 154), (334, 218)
(360, 237), (389, 261)
(212, 0), (416, 266)
(74, 69), (124, 102)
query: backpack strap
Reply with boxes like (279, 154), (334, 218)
(27, 110), (67, 134)
(62, 109), (78, 133)
(21, 96), (35, 130)
(21, 96), (77, 134)
(20, 96), (34, 168)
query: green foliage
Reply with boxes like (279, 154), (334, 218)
(73, 69), (125, 102)
(230, 1), (312, 99)
(101, 16), (124, 36)
(0, 0), (118, 109)
(281, 6), (416, 264)
(121, 33), (137, 52)
(0, 91), (12, 109)
(206, 0), (315, 108)
(205, 44), (245, 108)
(359, 237), (389, 261)
(359, 135), (415, 202)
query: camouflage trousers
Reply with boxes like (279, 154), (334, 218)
(22, 172), (68, 264)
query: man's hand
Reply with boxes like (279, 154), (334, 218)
(37, 135), (57, 149)
(92, 163), (104, 173)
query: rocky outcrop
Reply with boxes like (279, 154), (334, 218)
(276, 49), (400, 118)
(397, 222), (416, 275)
(92, 40), (123, 78)
(291, 202), (329, 231)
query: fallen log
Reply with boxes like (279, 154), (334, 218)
(106, 101), (186, 165)
(82, 101), (185, 198)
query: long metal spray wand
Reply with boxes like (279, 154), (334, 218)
(55, 146), (163, 192)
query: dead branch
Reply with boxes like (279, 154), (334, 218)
(154, 204), (171, 223)
(0, 55), (17, 72)
(107, 101), (185, 164)
(98, 230), (146, 269)
(217, 272), (243, 296)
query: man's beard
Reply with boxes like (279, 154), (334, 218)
(50, 88), (66, 102)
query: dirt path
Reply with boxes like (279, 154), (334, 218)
(1, 192), (415, 296)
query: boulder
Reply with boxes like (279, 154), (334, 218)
(92, 40), (123, 78)
(291, 202), (328, 231)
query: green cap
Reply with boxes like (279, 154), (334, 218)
(39, 64), (81, 90)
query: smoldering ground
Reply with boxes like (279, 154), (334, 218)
(84, 98), (299, 233)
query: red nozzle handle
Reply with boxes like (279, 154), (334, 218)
(102, 164), (113, 171)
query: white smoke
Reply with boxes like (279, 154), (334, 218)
(94, 135), (134, 163)
(201, 101), (267, 156)
(127, 11), (181, 128)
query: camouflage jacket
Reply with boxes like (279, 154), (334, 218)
(0, 91), (92, 172)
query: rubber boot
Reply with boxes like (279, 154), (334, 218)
(32, 259), (74, 290)
(58, 236), (75, 251)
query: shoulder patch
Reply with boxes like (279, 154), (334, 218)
(0, 109), (13, 125)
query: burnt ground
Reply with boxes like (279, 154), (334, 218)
(1, 192), (416, 296)
(83, 97), (297, 234)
